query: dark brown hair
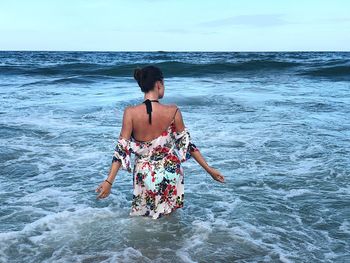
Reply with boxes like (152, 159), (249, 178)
(134, 65), (164, 93)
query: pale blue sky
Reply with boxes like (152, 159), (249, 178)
(0, 0), (349, 51)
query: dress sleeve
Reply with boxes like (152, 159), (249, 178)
(112, 137), (132, 173)
(174, 128), (199, 162)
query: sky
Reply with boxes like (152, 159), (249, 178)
(0, 0), (349, 51)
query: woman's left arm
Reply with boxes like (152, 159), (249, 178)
(96, 106), (133, 199)
(190, 148), (225, 183)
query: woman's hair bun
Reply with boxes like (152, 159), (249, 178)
(133, 65), (163, 93)
(133, 68), (143, 83)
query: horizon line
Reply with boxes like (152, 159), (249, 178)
(1, 49), (350, 53)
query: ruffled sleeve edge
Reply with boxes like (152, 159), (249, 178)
(174, 127), (199, 162)
(112, 136), (132, 173)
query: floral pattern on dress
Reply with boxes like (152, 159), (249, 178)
(112, 119), (199, 219)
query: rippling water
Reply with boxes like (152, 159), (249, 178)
(1, 51), (349, 262)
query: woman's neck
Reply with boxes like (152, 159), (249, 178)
(144, 94), (159, 101)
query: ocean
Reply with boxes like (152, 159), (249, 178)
(0, 51), (349, 262)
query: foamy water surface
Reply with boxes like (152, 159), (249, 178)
(1, 51), (350, 262)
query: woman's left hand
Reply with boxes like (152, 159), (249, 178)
(95, 181), (112, 199)
(208, 166), (225, 183)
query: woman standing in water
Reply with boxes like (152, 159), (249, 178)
(96, 65), (225, 219)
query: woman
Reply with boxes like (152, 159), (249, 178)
(95, 65), (225, 219)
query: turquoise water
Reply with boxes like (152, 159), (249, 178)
(0, 51), (349, 262)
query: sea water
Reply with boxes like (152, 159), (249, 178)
(0, 51), (349, 262)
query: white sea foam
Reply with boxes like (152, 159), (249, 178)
(0, 206), (129, 262)
(339, 220), (350, 234)
(283, 188), (313, 199)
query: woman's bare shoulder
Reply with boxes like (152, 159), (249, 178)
(125, 103), (143, 114)
(123, 105), (136, 113)
(163, 103), (178, 110)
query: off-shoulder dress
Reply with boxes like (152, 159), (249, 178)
(112, 107), (198, 219)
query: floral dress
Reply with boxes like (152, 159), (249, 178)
(112, 118), (199, 219)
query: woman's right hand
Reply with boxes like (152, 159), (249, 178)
(208, 166), (225, 183)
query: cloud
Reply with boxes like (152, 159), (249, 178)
(198, 14), (288, 27)
(147, 28), (218, 35)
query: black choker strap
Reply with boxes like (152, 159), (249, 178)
(143, 99), (159, 124)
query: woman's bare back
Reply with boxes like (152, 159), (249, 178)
(130, 102), (180, 142)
